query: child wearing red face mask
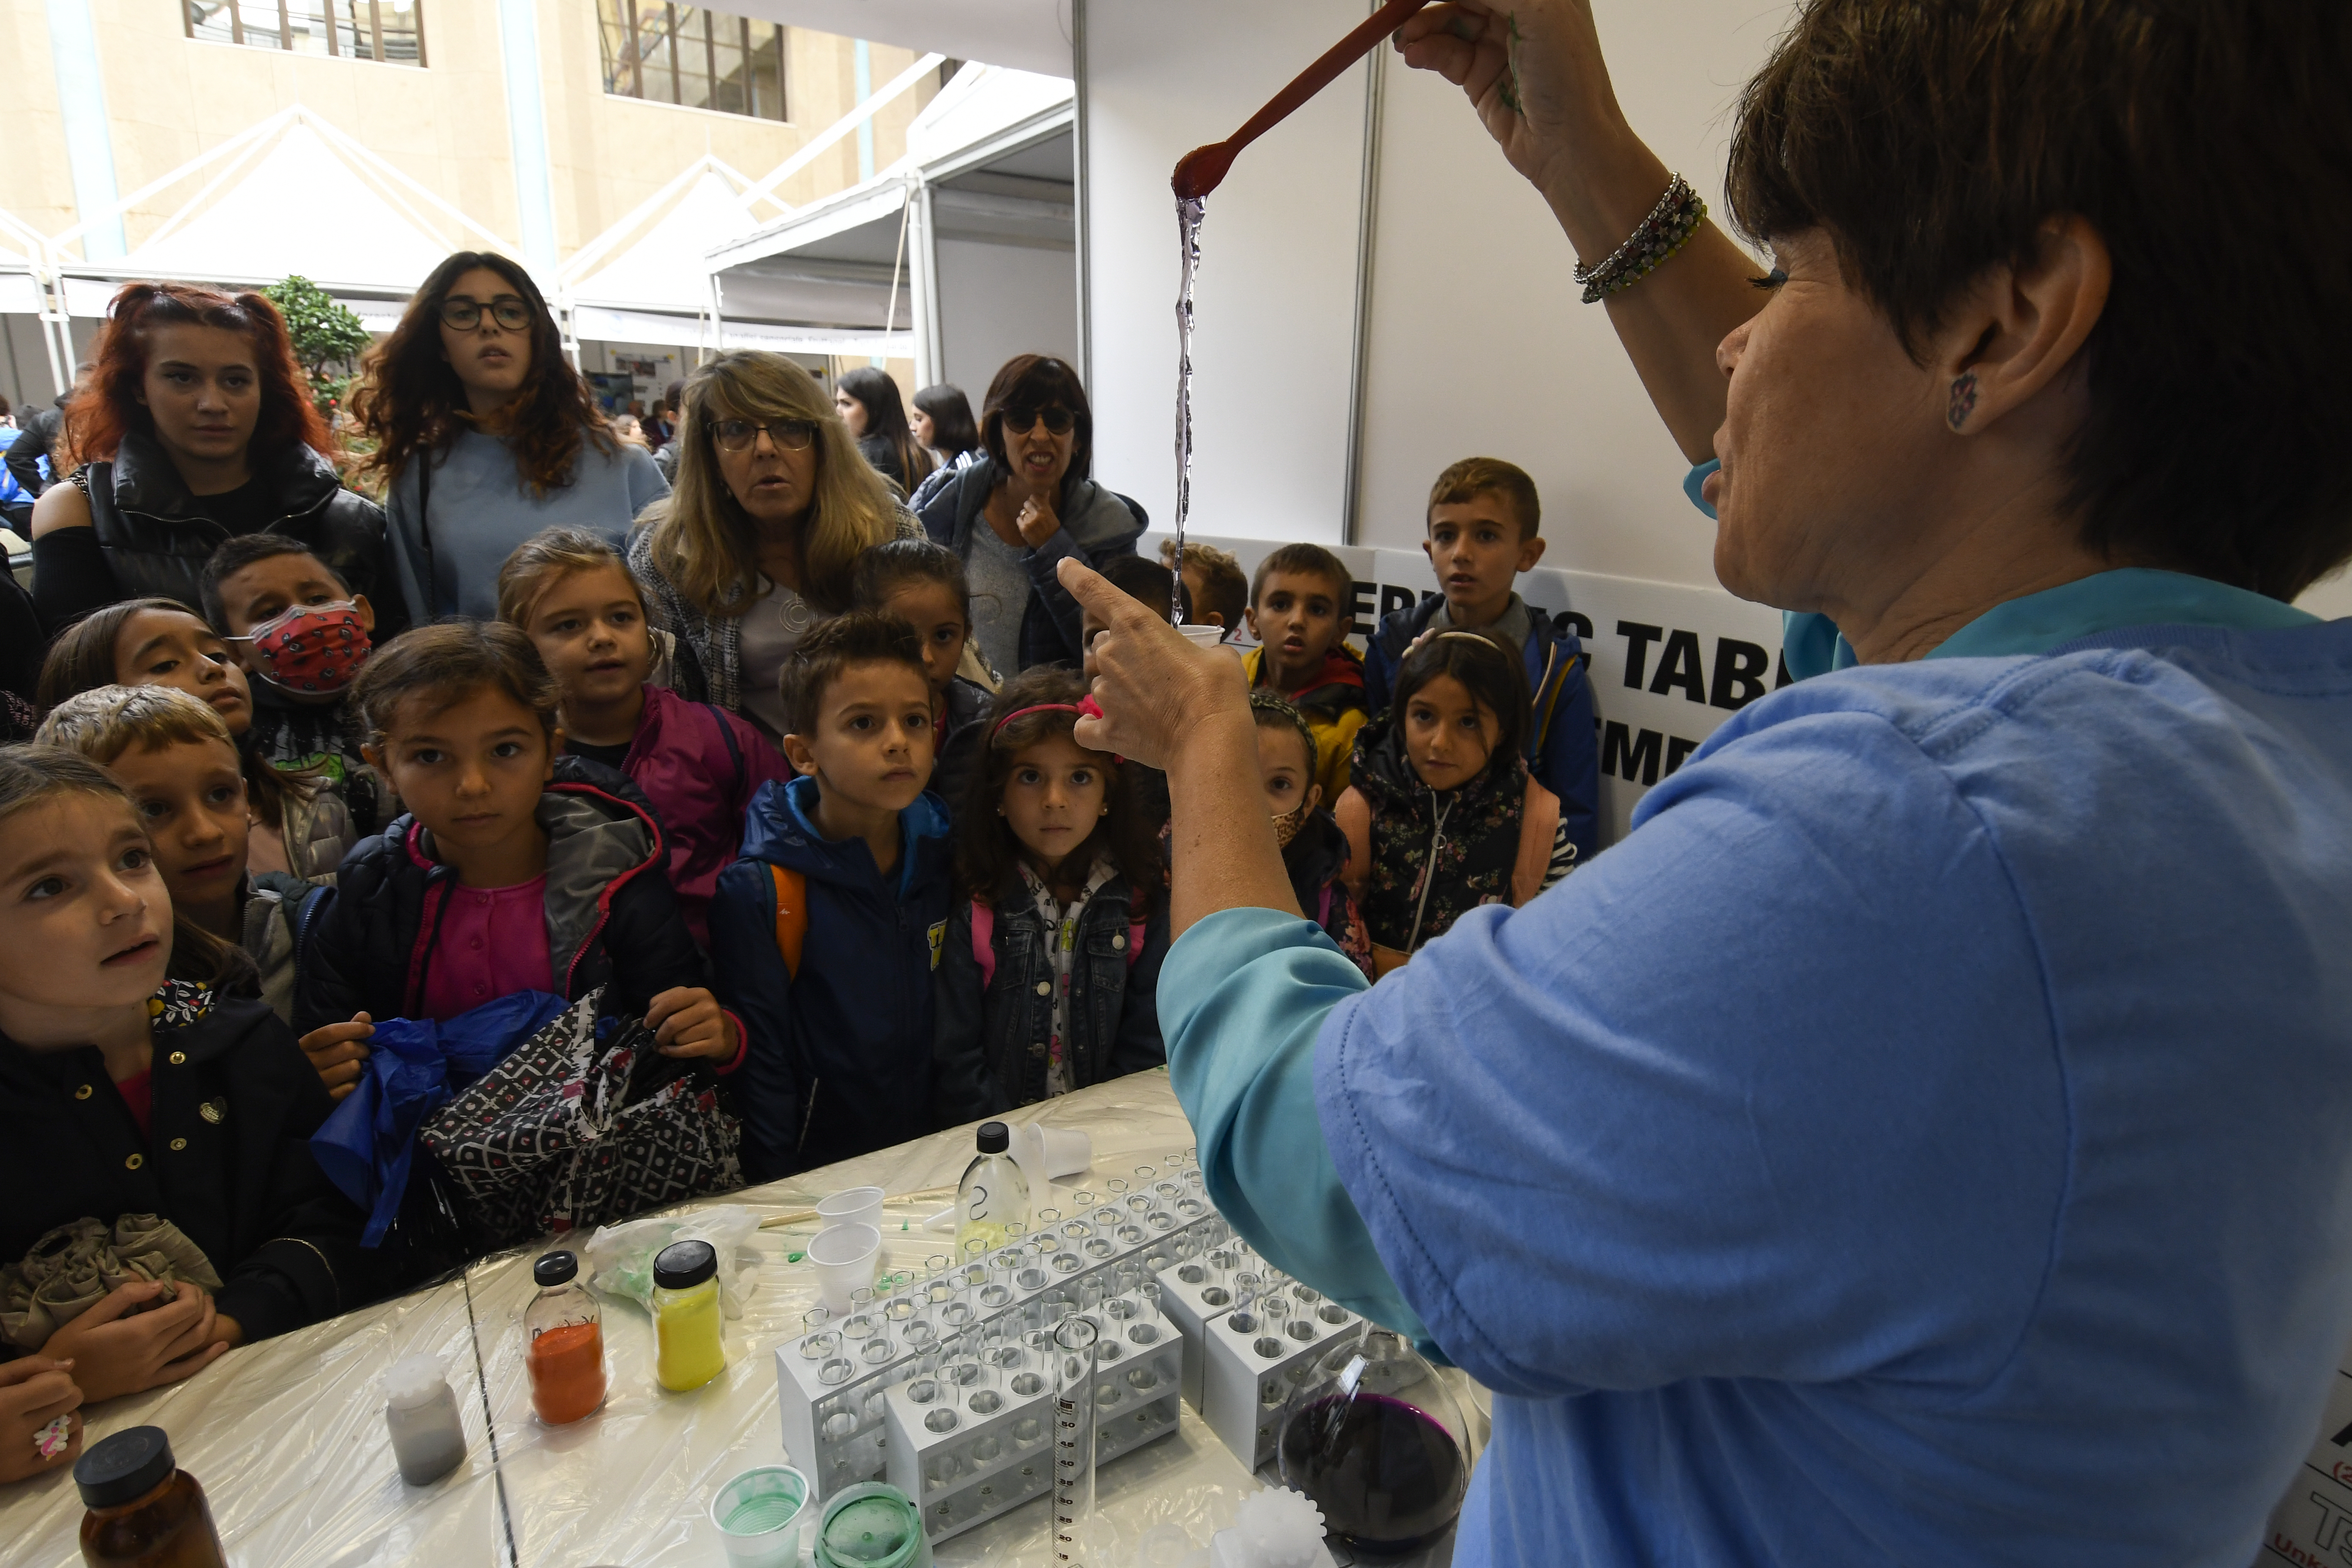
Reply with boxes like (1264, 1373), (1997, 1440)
(199, 536), (387, 839)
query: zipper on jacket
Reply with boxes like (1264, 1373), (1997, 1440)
(1403, 792), (1456, 954)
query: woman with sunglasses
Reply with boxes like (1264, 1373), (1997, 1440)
(628, 350), (914, 739)
(915, 354), (1144, 676)
(352, 252), (669, 622)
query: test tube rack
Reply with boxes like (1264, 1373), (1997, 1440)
(1195, 1280), (1364, 1471)
(1154, 1255), (1241, 1410)
(773, 1185), (1217, 1528)
(882, 1285), (1187, 1544)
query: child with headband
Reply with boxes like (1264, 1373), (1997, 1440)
(1339, 628), (1576, 975)
(932, 666), (1168, 1121)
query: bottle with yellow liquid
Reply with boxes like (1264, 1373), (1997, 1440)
(652, 1239), (726, 1392)
(955, 1121), (1029, 1259)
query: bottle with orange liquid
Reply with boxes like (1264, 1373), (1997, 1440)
(525, 1250), (607, 1425)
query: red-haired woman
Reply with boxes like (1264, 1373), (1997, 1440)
(27, 283), (395, 635)
(352, 252), (667, 623)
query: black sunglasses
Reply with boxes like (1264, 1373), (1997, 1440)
(999, 405), (1076, 436)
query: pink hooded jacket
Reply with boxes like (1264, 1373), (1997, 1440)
(619, 683), (794, 945)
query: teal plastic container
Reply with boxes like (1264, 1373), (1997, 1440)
(813, 1481), (933, 1568)
(709, 1465), (809, 1568)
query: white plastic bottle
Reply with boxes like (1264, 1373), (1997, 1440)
(956, 1121), (1030, 1257)
(383, 1353), (467, 1486)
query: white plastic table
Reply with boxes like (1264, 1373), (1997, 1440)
(1, 1072), (1470, 1567)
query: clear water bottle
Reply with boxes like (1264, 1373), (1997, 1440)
(956, 1121), (1029, 1258)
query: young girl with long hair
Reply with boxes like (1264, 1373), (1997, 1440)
(0, 745), (366, 1458)
(834, 365), (934, 496)
(932, 667), (1169, 1119)
(496, 527), (789, 945)
(627, 350), (912, 740)
(27, 282), (395, 635)
(849, 537), (995, 811)
(291, 621), (738, 1095)
(1338, 629), (1576, 975)
(352, 252), (668, 622)
(37, 597), (353, 882)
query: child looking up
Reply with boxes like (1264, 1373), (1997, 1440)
(37, 685), (333, 1025)
(1339, 629), (1576, 976)
(710, 612), (952, 1180)
(851, 538), (994, 813)
(1362, 458), (1599, 862)
(1161, 539), (1247, 634)
(1250, 691), (1372, 980)
(38, 598), (354, 882)
(1081, 556), (1189, 833)
(199, 535), (387, 838)
(0, 746), (367, 1425)
(1244, 543), (1369, 802)
(292, 621), (734, 1099)
(496, 527), (789, 945)
(934, 667), (1169, 1120)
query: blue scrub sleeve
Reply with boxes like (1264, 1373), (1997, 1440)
(1159, 908), (1432, 1341)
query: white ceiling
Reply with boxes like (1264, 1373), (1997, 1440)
(728, 0), (1073, 78)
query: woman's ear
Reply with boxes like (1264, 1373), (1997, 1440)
(1937, 213), (2112, 436)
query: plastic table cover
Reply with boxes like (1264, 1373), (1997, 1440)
(1, 1070), (1481, 1567)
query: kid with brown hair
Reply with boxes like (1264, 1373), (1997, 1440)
(1244, 542), (1369, 802)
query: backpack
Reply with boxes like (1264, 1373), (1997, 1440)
(969, 897), (1146, 989)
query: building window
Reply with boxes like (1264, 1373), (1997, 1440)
(184, 0), (425, 65)
(597, 1), (787, 122)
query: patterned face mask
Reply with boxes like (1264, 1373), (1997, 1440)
(235, 601), (372, 694)
(1271, 800), (1312, 849)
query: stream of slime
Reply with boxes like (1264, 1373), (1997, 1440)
(1171, 195), (1204, 627)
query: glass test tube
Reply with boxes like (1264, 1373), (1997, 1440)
(1052, 1315), (1100, 1567)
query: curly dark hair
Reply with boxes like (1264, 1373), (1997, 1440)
(955, 665), (1163, 913)
(350, 251), (614, 497)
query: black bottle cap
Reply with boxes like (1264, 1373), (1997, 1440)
(977, 1121), (1010, 1154)
(653, 1238), (717, 1290)
(75, 1425), (174, 1510)
(534, 1250), (579, 1288)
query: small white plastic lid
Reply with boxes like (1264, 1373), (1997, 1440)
(383, 1353), (451, 1410)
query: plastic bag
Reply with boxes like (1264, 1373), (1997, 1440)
(582, 1204), (762, 1320)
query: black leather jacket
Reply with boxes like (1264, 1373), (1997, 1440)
(61, 430), (395, 625)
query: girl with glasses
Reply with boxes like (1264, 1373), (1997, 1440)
(351, 251), (669, 623)
(914, 354), (1146, 677)
(627, 351), (916, 743)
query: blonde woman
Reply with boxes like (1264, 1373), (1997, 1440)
(627, 351), (917, 740)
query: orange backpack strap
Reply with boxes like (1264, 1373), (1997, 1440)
(1335, 787), (1372, 903)
(768, 863), (808, 978)
(1512, 776), (1562, 907)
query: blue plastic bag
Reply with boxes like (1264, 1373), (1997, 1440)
(310, 991), (567, 1246)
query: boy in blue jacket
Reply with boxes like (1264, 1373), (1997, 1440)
(1362, 457), (1600, 863)
(710, 612), (953, 1180)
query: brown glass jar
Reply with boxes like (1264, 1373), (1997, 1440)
(74, 1426), (227, 1568)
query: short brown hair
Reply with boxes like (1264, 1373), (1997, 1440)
(350, 621), (560, 747)
(1162, 540), (1246, 630)
(1726, 0), (2352, 601)
(37, 684), (238, 765)
(496, 527), (644, 628)
(1428, 458), (1540, 540)
(777, 610), (930, 739)
(1250, 543), (1352, 605)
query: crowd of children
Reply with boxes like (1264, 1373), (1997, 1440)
(0, 451), (1596, 1476)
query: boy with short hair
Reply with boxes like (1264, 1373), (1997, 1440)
(1364, 457), (1598, 861)
(201, 535), (388, 837)
(709, 612), (955, 1179)
(1244, 542), (1369, 803)
(1161, 540), (1248, 634)
(1084, 556), (1192, 678)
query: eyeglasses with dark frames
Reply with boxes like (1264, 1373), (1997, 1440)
(439, 296), (534, 332)
(710, 417), (819, 454)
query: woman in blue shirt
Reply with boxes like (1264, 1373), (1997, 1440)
(1064, 3), (2352, 1565)
(354, 252), (668, 622)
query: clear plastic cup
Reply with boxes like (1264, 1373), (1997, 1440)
(808, 1223), (882, 1315)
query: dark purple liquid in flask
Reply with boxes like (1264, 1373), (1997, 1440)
(1279, 1390), (1465, 1553)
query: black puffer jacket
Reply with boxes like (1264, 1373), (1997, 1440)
(292, 758), (707, 1034)
(36, 430), (399, 632)
(0, 982), (373, 1348)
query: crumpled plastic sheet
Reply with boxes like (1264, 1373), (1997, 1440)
(0, 1070), (1487, 1568)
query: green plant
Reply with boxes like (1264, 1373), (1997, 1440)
(265, 275), (372, 418)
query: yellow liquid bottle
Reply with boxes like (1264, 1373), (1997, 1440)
(651, 1240), (726, 1392)
(955, 1121), (1029, 1261)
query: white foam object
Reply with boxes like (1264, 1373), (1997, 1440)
(806, 1222), (882, 1314)
(1208, 1488), (1334, 1568)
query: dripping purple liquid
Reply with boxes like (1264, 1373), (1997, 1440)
(1171, 195), (1204, 628)
(1279, 1390), (1466, 1553)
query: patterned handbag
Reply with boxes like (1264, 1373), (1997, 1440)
(419, 989), (742, 1250)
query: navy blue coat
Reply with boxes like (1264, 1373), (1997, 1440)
(709, 777), (955, 1181)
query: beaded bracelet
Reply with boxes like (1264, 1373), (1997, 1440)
(1575, 175), (1708, 305)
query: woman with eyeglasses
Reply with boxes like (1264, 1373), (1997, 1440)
(352, 252), (669, 623)
(915, 354), (1144, 676)
(627, 351), (915, 740)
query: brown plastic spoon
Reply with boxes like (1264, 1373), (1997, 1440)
(1172, 0), (1436, 199)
